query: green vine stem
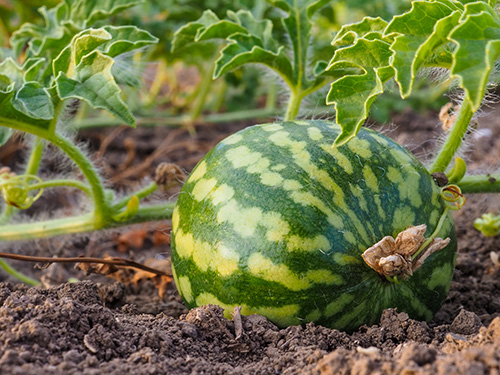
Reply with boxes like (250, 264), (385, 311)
(25, 137), (45, 175)
(71, 106), (289, 129)
(51, 133), (110, 224)
(0, 205), (13, 224)
(457, 174), (500, 194)
(430, 100), (474, 173)
(284, 79), (328, 121)
(144, 59), (168, 108)
(0, 201), (175, 241)
(189, 59), (218, 124)
(0, 258), (40, 286)
(284, 89), (303, 121)
(213, 80), (227, 113)
(265, 81), (277, 111)
(30, 179), (92, 196)
(412, 207), (450, 261)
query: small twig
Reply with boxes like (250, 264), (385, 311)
(232, 306), (244, 340)
(109, 128), (185, 183)
(97, 125), (127, 158)
(0, 252), (172, 277)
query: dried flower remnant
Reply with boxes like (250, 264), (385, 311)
(362, 225), (450, 279)
(440, 102), (458, 131)
(155, 163), (187, 190)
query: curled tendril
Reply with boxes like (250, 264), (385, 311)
(0, 171), (44, 209)
(440, 184), (465, 211)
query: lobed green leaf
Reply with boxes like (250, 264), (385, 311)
(172, 9), (294, 83)
(0, 89), (52, 136)
(53, 29), (112, 76)
(10, 5), (68, 58)
(172, 1), (333, 92)
(332, 17), (389, 48)
(326, 39), (394, 145)
(1, 0), (154, 137)
(214, 34), (293, 82)
(386, 1), (459, 97)
(11, 83), (54, 121)
(10, 0), (148, 78)
(269, 0), (330, 85)
(100, 26), (158, 57)
(449, 3), (500, 110)
(49, 25), (155, 126)
(0, 58), (25, 89)
(326, 0), (500, 145)
(171, 10), (221, 53)
(0, 59), (55, 135)
(62, 0), (143, 28)
(55, 52), (135, 126)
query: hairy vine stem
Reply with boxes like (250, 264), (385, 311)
(430, 101), (474, 174)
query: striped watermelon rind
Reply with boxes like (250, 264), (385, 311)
(171, 120), (456, 332)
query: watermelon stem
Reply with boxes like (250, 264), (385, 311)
(412, 208), (450, 261)
(385, 275), (400, 284)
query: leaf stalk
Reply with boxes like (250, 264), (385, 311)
(430, 101), (474, 173)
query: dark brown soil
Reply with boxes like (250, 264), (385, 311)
(0, 105), (499, 374)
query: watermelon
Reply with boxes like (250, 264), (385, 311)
(171, 120), (456, 332)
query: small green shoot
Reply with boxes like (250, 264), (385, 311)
(474, 213), (500, 236)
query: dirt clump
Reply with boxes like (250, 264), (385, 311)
(0, 281), (498, 374)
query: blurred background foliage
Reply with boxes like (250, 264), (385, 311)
(1, 0), (447, 128)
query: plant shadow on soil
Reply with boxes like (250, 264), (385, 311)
(0, 106), (499, 374)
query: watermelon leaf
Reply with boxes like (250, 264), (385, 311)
(171, 1), (335, 120)
(100, 26), (158, 58)
(56, 51), (135, 126)
(326, 39), (394, 145)
(449, 4), (500, 110)
(11, 0), (142, 58)
(173, 10), (293, 83)
(11, 82), (55, 121)
(0, 59), (53, 136)
(332, 17), (389, 48)
(0, 58), (25, 89)
(1, 1), (156, 135)
(63, 0), (143, 29)
(326, 0), (500, 145)
(385, 1), (460, 98)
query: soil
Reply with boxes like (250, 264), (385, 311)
(0, 104), (500, 374)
